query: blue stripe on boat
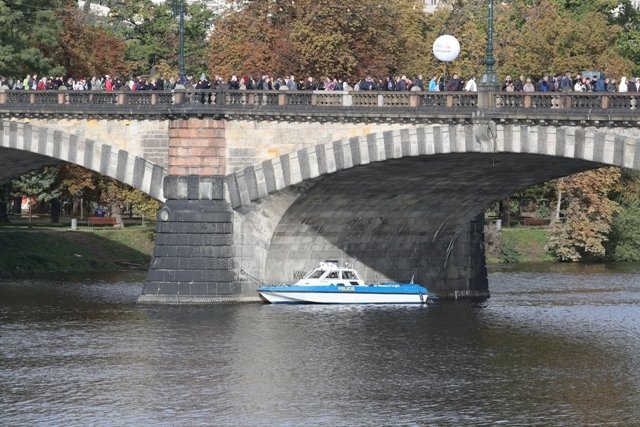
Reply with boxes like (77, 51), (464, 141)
(258, 284), (428, 295)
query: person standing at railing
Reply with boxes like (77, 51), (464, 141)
(559, 72), (572, 92)
(537, 75), (551, 92)
(428, 75), (439, 91)
(502, 76), (514, 92)
(522, 78), (535, 92)
(594, 74), (606, 92)
(413, 74), (424, 91)
(286, 75), (297, 90)
(464, 76), (477, 92)
(619, 76), (628, 92)
(228, 75), (240, 90)
(514, 75), (525, 92)
(105, 75), (114, 91)
(446, 74), (462, 91)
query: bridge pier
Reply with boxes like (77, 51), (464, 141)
(138, 198), (254, 304)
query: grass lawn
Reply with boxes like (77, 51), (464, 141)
(487, 226), (555, 263)
(0, 221), (155, 276)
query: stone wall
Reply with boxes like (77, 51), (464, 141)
(28, 118), (170, 168)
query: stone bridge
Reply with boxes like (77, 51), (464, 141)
(2, 89), (640, 303)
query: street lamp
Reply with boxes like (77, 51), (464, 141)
(480, 0), (498, 87)
(171, 0), (186, 79)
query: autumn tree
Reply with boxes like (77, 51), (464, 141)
(57, 163), (160, 224)
(212, 0), (636, 83)
(56, 4), (129, 78)
(503, 0), (634, 79)
(548, 167), (621, 262)
(210, 0), (436, 81)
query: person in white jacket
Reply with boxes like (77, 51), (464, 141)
(464, 76), (477, 92)
(619, 76), (628, 92)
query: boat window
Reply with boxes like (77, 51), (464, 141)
(326, 271), (339, 279)
(343, 270), (356, 280)
(308, 270), (325, 279)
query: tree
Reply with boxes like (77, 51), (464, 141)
(0, 0), (70, 77)
(0, 184), (9, 223)
(106, 0), (215, 77)
(56, 163), (160, 223)
(606, 202), (640, 262)
(10, 166), (61, 226)
(548, 167), (621, 261)
(495, 0), (633, 79)
(209, 0), (439, 81)
(56, 3), (130, 78)
(604, 169), (640, 261)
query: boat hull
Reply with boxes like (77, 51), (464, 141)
(258, 284), (429, 304)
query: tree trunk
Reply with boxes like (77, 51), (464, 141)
(50, 198), (61, 224)
(0, 186), (9, 223)
(111, 203), (124, 229)
(500, 197), (510, 228)
(552, 179), (563, 223)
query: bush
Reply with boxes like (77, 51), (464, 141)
(607, 204), (640, 262)
(484, 223), (521, 263)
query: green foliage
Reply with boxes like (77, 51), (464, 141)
(606, 203), (640, 262)
(10, 166), (60, 203)
(497, 230), (521, 263)
(105, 0), (215, 77)
(0, 0), (69, 77)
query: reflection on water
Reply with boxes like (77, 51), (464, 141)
(1, 267), (639, 425)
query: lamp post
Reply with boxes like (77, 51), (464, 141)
(171, 0), (186, 79)
(178, 0), (185, 79)
(479, 0), (499, 107)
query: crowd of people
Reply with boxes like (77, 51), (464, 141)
(0, 70), (638, 93)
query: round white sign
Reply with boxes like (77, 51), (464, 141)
(432, 35), (461, 62)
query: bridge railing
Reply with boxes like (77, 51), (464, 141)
(494, 92), (640, 110)
(0, 89), (477, 110)
(1, 89), (639, 113)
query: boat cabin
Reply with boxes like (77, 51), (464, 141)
(296, 260), (365, 286)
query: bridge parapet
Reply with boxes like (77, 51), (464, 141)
(4, 89), (639, 126)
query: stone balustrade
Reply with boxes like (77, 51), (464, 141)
(2, 89), (639, 126)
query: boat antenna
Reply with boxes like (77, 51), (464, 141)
(410, 274), (415, 284)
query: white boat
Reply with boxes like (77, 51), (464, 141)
(257, 260), (430, 304)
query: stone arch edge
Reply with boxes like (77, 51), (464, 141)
(0, 120), (166, 201)
(224, 123), (640, 209)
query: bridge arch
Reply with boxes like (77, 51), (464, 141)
(0, 120), (166, 201)
(225, 123), (640, 294)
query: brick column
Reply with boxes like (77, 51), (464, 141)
(168, 118), (226, 176)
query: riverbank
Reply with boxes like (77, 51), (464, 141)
(0, 223), (155, 276)
(0, 222), (553, 275)
(486, 226), (553, 263)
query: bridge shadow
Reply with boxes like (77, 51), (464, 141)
(0, 220), (154, 277)
(260, 152), (603, 291)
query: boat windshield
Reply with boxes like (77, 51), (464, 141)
(307, 269), (325, 279)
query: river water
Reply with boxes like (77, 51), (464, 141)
(1, 264), (640, 426)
